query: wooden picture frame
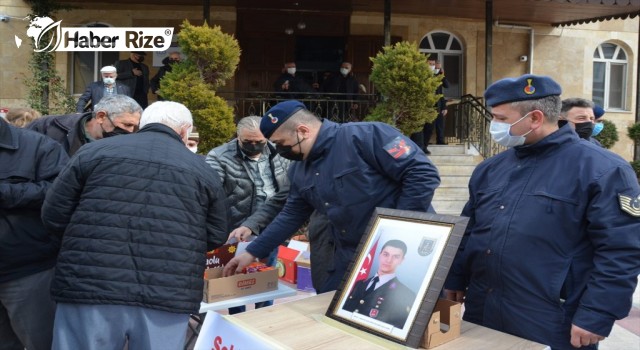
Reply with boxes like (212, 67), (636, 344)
(326, 207), (468, 348)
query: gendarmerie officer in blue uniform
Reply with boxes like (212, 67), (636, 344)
(223, 100), (441, 293)
(444, 74), (640, 350)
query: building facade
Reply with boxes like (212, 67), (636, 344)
(1, 1), (638, 159)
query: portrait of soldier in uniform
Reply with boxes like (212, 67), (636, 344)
(343, 239), (416, 329)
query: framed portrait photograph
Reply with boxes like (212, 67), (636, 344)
(326, 207), (468, 348)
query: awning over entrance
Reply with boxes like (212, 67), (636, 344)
(60, 0), (639, 27)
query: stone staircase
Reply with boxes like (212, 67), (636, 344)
(427, 144), (482, 216)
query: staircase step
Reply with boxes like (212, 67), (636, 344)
(436, 165), (476, 176)
(426, 144), (466, 155)
(428, 154), (481, 165)
(440, 176), (471, 187)
(432, 200), (467, 216)
(434, 187), (469, 198)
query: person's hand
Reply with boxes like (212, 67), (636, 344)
(443, 289), (465, 303)
(223, 252), (256, 277)
(132, 68), (143, 76)
(570, 324), (605, 348)
(281, 80), (290, 90)
(442, 110), (448, 117)
(227, 226), (252, 243)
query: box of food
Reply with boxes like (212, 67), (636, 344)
(203, 264), (278, 303)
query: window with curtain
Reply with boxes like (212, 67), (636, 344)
(592, 43), (628, 110)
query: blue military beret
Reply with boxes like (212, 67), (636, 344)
(593, 104), (605, 120)
(260, 100), (306, 138)
(484, 74), (562, 107)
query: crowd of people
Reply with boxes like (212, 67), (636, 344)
(1, 57), (638, 350)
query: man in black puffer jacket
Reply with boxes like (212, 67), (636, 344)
(41, 101), (228, 350)
(0, 118), (68, 350)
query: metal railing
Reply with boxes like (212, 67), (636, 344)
(447, 94), (506, 159)
(217, 91), (503, 159)
(216, 91), (380, 123)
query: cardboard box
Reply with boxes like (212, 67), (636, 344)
(203, 267), (278, 303)
(295, 250), (315, 292)
(420, 299), (462, 349)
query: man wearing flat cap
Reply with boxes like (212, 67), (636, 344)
(76, 65), (131, 113)
(444, 74), (640, 349)
(224, 100), (441, 293)
(115, 52), (150, 108)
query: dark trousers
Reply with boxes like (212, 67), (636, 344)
(0, 268), (56, 350)
(423, 112), (446, 146)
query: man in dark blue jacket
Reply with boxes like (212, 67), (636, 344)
(28, 94), (141, 156)
(444, 74), (640, 349)
(41, 101), (228, 349)
(0, 118), (68, 350)
(76, 65), (131, 112)
(223, 100), (440, 293)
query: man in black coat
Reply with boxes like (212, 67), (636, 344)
(115, 51), (150, 108)
(150, 51), (181, 101)
(343, 239), (416, 329)
(273, 61), (313, 99)
(41, 101), (228, 349)
(422, 59), (449, 154)
(27, 94), (141, 156)
(0, 118), (68, 350)
(321, 61), (360, 121)
(76, 65), (131, 112)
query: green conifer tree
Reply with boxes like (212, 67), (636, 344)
(159, 20), (241, 152)
(366, 42), (442, 136)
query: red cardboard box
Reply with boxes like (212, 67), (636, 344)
(276, 245), (300, 284)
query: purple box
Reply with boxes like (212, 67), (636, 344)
(296, 265), (315, 293)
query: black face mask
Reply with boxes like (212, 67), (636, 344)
(240, 141), (266, 157)
(276, 133), (305, 161)
(101, 116), (131, 138)
(136, 55), (145, 63)
(574, 122), (594, 139)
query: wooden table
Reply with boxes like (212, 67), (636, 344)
(229, 292), (549, 349)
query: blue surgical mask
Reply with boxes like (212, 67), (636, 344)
(592, 122), (604, 137)
(489, 112), (533, 148)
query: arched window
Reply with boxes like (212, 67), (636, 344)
(69, 23), (120, 95)
(419, 32), (464, 98)
(592, 43), (628, 110)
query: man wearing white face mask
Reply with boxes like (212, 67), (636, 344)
(321, 62), (360, 121)
(76, 66), (131, 113)
(273, 61), (313, 99)
(444, 74), (640, 350)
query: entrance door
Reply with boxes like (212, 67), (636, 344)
(419, 31), (464, 99)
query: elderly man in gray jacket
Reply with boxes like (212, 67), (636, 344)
(206, 116), (290, 314)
